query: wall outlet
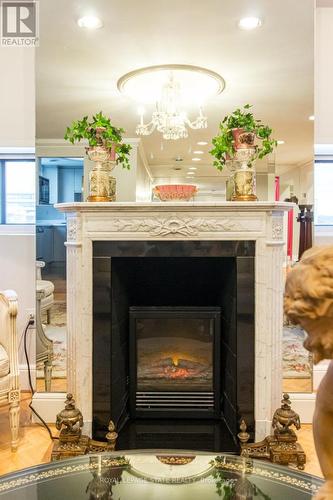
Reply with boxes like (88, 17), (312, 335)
(26, 309), (35, 326)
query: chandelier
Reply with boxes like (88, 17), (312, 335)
(117, 65), (225, 141)
(136, 73), (207, 140)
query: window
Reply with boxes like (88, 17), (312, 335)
(0, 159), (35, 224)
(314, 161), (333, 225)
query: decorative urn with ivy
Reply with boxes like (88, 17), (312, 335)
(64, 112), (131, 202)
(210, 104), (277, 201)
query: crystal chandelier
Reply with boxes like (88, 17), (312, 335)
(117, 64), (225, 141)
(136, 73), (207, 140)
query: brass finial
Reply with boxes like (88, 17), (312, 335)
(272, 392), (301, 436)
(55, 393), (84, 436)
(238, 419), (250, 445)
(105, 420), (118, 451)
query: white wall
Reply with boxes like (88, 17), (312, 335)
(315, 7), (333, 145)
(0, 46), (35, 388)
(0, 228), (36, 381)
(0, 48), (35, 147)
(314, 7), (333, 246)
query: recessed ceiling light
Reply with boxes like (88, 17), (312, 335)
(187, 171), (195, 174)
(197, 141), (208, 146)
(77, 16), (103, 29)
(277, 140), (285, 145)
(238, 17), (262, 30)
(309, 115), (315, 121)
(189, 167), (197, 170)
(193, 150), (204, 154)
(192, 157), (201, 162)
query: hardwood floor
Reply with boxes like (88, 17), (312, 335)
(283, 378), (313, 393)
(0, 392), (323, 478)
(0, 393), (58, 475)
(36, 377), (67, 393)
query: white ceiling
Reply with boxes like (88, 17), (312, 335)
(36, 0), (314, 179)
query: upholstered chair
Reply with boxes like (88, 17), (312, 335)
(0, 290), (20, 451)
(36, 261), (54, 324)
(36, 288), (53, 392)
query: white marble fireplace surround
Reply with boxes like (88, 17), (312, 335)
(56, 201), (293, 440)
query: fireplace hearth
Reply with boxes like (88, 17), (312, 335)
(129, 307), (221, 418)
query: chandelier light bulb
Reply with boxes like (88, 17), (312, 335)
(77, 16), (103, 29)
(238, 17), (262, 30)
(308, 115), (315, 121)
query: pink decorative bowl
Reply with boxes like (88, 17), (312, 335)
(153, 184), (198, 201)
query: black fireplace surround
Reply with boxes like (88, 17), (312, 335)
(93, 240), (255, 451)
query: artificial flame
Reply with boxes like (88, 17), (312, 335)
(172, 356), (179, 367)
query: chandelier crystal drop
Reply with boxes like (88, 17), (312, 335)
(136, 73), (208, 140)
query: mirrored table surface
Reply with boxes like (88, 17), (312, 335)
(0, 451), (323, 499)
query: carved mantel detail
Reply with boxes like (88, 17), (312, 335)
(271, 215), (284, 240)
(67, 217), (82, 242)
(108, 216), (258, 237)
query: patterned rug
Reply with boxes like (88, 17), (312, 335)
(282, 324), (312, 379)
(37, 302), (66, 379)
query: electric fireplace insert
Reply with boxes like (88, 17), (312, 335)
(129, 306), (221, 418)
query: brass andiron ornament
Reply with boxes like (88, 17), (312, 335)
(52, 394), (118, 461)
(238, 393), (306, 470)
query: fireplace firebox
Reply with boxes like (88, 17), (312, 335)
(129, 307), (221, 418)
(92, 240), (255, 451)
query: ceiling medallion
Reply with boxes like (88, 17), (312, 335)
(117, 64), (225, 141)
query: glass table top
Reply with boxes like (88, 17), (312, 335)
(0, 451), (323, 499)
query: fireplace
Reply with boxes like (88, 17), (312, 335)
(92, 240), (255, 450)
(56, 201), (290, 447)
(129, 307), (221, 418)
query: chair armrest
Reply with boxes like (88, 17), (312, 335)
(0, 290), (19, 386)
(36, 260), (45, 280)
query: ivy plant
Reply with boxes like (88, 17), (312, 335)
(210, 104), (277, 171)
(64, 112), (132, 169)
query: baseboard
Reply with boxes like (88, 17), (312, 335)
(19, 363), (36, 391)
(313, 361), (329, 390)
(289, 393), (316, 423)
(31, 392), (66, 423)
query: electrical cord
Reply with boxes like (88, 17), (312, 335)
(23, 316), (58, 441)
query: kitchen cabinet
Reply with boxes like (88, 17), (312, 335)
(36, 226), (54, 263)
(53, 225), (66, 262)
(36, 225), (66, 264)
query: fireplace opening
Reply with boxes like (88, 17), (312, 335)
(92, 240), (255, 451)
(129, 307), (221, 418)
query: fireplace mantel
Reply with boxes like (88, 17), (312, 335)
(56, 201), (294, 440)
